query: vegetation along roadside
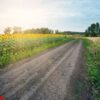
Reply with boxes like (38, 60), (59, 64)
(83, 38), (100, 100)
(0, 34), (74, 68)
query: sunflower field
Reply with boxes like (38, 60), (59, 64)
(0, 33), (73, 68)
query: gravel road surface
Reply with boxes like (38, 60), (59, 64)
(0, 40), (84, 100)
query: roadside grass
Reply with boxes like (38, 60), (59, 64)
(83, 38), (100, 100)
(0, 34), (74, 68)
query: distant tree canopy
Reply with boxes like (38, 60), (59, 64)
(13, 26), (22, 34)
(4, 27), (12, 34)
(55, 30), (60, 34)
(85, 22), (100, 37)
(24, 28), (54, 34)
(4, 27), (54, 34)
(4, 26), (22, 34)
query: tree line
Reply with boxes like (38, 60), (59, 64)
(85, 22), (100, 37)
(4, 27), (55, 34)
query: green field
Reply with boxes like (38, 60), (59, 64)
(0, 34), (74, 68)
(83, 38), (100, 100)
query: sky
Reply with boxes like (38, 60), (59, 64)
(0, 0), (100, 33)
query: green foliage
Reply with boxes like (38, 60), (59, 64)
(83, 39), (100, 100)
(4, 27), (54, 34)
(85, 22), (100, 37)
(24, 28), (54, 34)
(0, 41), (12, 67)
(0, 36), (74, 68)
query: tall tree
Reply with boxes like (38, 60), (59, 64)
(55, 30), (59, 34)
(96, 22), (100, 34)
(91, 23), (97, 36)
(85, 23), (100, 37)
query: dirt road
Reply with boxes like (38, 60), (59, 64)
(0, 40), (84, 100)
